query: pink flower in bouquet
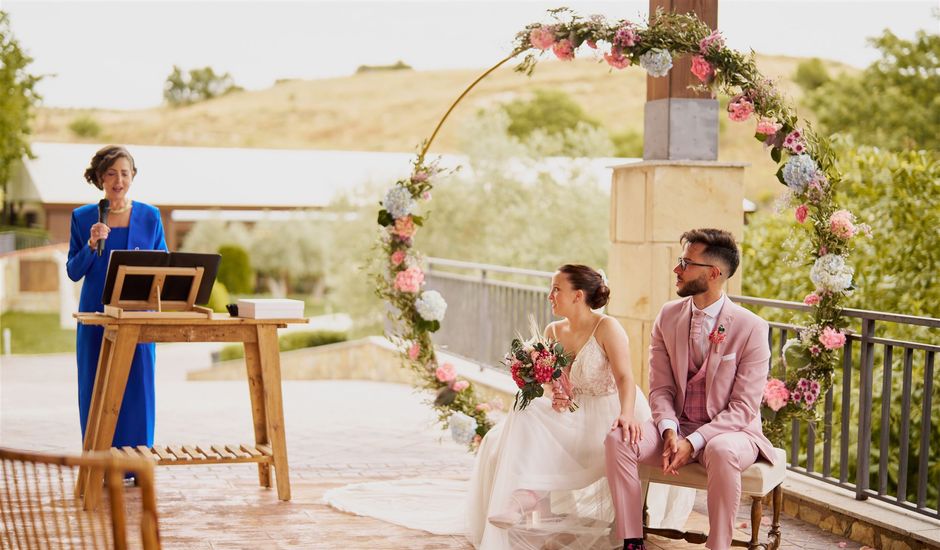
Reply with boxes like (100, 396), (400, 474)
(829, 210), (856, 239)
(408, 342), (420, 360)
(586, 39), (597, 49)
(791, 391), (803, 403)
(784, 130), (806, 154)
(529, 26), (556, 50)
(394, 266), (424, 293)
(614, 24), (638, 48)
(819, 326), (846, 350)
(533, 362), (554, 384)
(763, 378), (789, 411)
(690, 55), (713, 83)
(803, 292), (821, 306)
(756, 118), (782, 136)
(411, 170), (429, 183)
(422, 191), (432, 201)
(810, 345), (821, 356)
(391, 250), (407, 266)
(453, 380), (469, 392)
(552, 39), (575, 60)
(475, 402), (491, 412)
(394, 216), (417, 238)
(727, 95), (754, 122)
(435, 363), (457, 383)
(510, 362), (525, 389)
(795, 204), (808, 224)
(819, 245), (828, 255)
(699, 30), (725, 54)
(604, 50), (631, 69)
(804, 391), (817, 406)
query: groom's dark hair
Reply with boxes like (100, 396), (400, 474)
(680, 228), (739, 278)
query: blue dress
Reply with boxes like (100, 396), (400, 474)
(67, 202), (167, 448)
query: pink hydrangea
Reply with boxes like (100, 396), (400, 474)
(408, 342), (420, 360)
(756, 118), (782, 136)
(727, 95), (754, 122)
(803, 292), (821, 306)
(763, 378), (789, 411)
(394, 216), (417, 238)
(552, 39), (575, 60)
(604, 50), (630, 69)
(699, 30), (725, 54)
(435, 363), (457, 383)
(829, 210), (856, 239)
(394, 266), (424, 293)
(391, 250), (407, 265)
(690, 55), (713, 83)
(795, 204), (808, 224)
(533, 363), (554, 384)
(819, 326), (846, 350)
(529, 26), (556, 50)
(453, 380), (469, 392)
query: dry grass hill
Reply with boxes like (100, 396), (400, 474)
(34, 54), (856, 203)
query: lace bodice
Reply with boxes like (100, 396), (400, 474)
(568, 336), (617, 397)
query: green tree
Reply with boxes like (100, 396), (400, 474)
(68, 114), (101, 138)
(163, 65), (241, 106)
(805, 29), (940, 151)
(792, 57), (831, 91)
(216, 244), (254, 294)
(503, 89), (600, 140)
(0, 11), (42, 225)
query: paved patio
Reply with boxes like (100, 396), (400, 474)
(0, 343), (868, 549)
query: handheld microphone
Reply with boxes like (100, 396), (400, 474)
(96, 199), (110, 256)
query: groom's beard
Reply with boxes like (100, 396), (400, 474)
(676, 274), (709, 297)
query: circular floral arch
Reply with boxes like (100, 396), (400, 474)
(373, 7), (866, 449)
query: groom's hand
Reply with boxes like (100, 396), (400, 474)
(662, 429), (678, 473)
(665, 439), (694, 475)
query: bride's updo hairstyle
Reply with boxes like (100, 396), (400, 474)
(558, 264), (610, 309)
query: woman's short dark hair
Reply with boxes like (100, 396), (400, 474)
(83, 145), (137, 190)
(558, 264), (610, 309)
(680, 228), (740, 278)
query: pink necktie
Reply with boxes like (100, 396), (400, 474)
(690, 309), (706, 367)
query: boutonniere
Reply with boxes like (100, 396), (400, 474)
(709, 324), (726, 345)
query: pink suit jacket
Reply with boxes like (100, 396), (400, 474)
(648, 296), (776, 464)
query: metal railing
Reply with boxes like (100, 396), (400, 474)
(425, 257), (940, 519)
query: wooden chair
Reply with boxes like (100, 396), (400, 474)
(0, 446), (161, 549)
(640, 448), (786, 550)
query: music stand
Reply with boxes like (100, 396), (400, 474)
(101, 251), (221, 319)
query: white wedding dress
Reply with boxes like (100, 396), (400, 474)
(324, 330), (695, 548)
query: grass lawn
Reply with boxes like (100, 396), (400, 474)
(0, 312), (76, 354)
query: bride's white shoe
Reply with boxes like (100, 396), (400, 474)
(487, 489), (547, 529)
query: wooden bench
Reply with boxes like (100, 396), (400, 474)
(640, 448), (786, 550)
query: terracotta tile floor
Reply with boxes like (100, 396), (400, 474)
(0, 344), (866, 549)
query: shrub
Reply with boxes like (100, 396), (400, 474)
(217, 330), (348, 362)
(68, 115), (101, 138)
(205, 281), (230, 313)
(217, 244), (254, 294)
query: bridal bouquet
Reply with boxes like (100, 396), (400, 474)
(503, 324), (576, 412)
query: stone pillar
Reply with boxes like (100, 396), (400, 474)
(607, 161), (746, 390)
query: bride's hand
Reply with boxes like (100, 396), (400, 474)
(551, 381), (571, 412)
(611, 414), (643, 445)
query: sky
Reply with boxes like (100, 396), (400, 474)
(3, 0), (938, 110)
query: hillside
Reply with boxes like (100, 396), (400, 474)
(34, 54), (856, 203)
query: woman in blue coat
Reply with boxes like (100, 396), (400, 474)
(67, 145), (167, 450)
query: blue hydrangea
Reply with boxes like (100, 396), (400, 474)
(449, 412), (478, 446)
(383, 186), (415, 219)
(415, 290), (447, 322)
(782, 154), (818, 193)
(639, 48), (673, 77)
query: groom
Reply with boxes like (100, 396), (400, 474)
(604, 228), (774, 550)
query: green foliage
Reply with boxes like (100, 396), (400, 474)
(792, 58), (831, 91)
(216, 244), (254, 294)
(205, 281), (230, 313)
(805, 29), (940, 151)
(0, 11), (42, 223)
(0, 312), (75, 354)
(163, 65), (241, 106)
(68, 114), (101, 138)
(611, 129), (644, 158)
(355, 60), (412, 73)
(218, 330), (347, 361)
(502, 89), (600, 142)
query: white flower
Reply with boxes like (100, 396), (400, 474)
(449, 412), (478, 446)
(639, 48), (673, 77)
(383, 186), (415, 219)
(782, 154), (818, 193)
(415, 290), (447, 322)
(810, 254), (854, 293)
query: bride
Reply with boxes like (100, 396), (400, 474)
(468, 264), (653, 550)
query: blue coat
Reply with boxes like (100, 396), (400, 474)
(67, 201), (168, 447)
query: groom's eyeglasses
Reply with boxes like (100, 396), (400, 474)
(677, 257), (722, 275)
